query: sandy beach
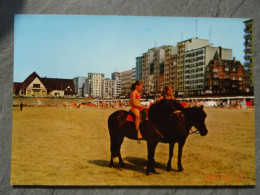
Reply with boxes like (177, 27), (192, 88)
(11, 101), (255, 186)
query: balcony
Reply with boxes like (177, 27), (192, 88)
(244, 54), (253, 60)
(244, 40), (252, 47)
(244, 27), (251, 32)
(244, 48), (252, 53)
(244, 34), (252, 39)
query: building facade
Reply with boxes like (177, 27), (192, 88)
(205, 51), (245, 95)
(142, 49), (155, 96)
(102, 78), (115, 98)
(135, 56), (142, 81)
(88, 73), (104, 98)
(111, 72), (121, 98)
(244, 19), (254, 92)
(164, 46), (178, 92)
(13, 72), (76, 97)
(73, 77), (87, 97)
(153, 47), (166, 95)
(184, 46), (232, 95)
(84, 78), (90, 97)
(121, 69), (134, 97)
(176, 38), (209, 94)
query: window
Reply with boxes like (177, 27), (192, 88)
(213, 74), (218, 78)
(33, 84), (40, 88)
(213, 81), (219, 85)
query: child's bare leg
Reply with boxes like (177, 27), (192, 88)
(132, 108), (142, 139)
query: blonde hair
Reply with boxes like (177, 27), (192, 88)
(162, 85), (174, 99)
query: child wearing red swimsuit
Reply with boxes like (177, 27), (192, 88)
(130, 81), (147, 139)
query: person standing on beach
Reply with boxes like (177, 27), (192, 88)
(130, 81), (148, 140)
(20, 102), (23, 111)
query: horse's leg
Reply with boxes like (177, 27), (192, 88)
(109, 154), (114, 168)
(167, 142), (174, 171)
(177, 141), (185, 171)
(118, 153), (125, 168)
(146, 141), (158, 175)
(110, 136), (125, 168)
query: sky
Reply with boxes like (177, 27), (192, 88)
(14, 15), (250, 82)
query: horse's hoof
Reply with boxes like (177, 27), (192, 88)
(151, 170), (160, 174)
(109, 163), (114, 168)
(146, 172), (151, 175)
(166, 167), (171, 172)
(178, 167), (184, 172)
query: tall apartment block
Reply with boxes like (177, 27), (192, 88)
(132, 68), (136, 82)
(88, 73), (104, 98)
(73, 77), (87, 97)
(176, 38), (209, 95)
(153, 47), (166, 94)
(136, 56), (142, 81)
(142, 49), (155, 96)
(244, 19), (254, 92)
(102, 78), (115, 98)
(121, 69), (134, 97)
(111, 72), (121, 98)
(164, 46), (178, 91)
(84, 78), (90, 97)
(184, 46), (232, 95)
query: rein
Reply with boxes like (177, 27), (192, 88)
(189, 128), (200, 134)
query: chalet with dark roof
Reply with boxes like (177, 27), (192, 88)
(205, 51), (245, 95)
(13, 72), (76, 97)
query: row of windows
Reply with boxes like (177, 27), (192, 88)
(185, 50), (204, 57)
(184, 79), (204, 84)
(184, 56), (205, 63)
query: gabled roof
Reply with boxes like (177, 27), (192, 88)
(20, 71), (45, 90)
(42, 78), (75, 94)
(213, 51), (223, 65)
(15, 72), (76, 95)
(222, 60), (243, 72)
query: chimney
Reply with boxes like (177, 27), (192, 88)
(233, 57), (236, 63)
(219, 46), (222, 59)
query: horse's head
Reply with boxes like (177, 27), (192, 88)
(186, 106), (208, 136)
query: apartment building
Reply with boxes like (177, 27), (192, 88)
(176, 38), (209, 94)
(136, 56), (142, 81)
(142, 50), (155, 96)
(244, 19), (254, 92)
(111, 72), (121, 98)
(164, 46), (178, 91)
(121, 69), (133, 97)
(88, 73), (104, 98)
(184, 46), (232, 95)
(73, 77), (87, 97)
(102, 78), (115, 98)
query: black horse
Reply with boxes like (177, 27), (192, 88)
(108, 99), (208, 175)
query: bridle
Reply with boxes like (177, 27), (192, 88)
(172, 110), (200, 135)
(189, 128), (200, 134)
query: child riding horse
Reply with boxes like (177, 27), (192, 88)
(130, 81), (148, 139)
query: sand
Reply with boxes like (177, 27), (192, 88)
(10, 102), (255, 186)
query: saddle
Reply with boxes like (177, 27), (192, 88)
(126, 110), (148, 123)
